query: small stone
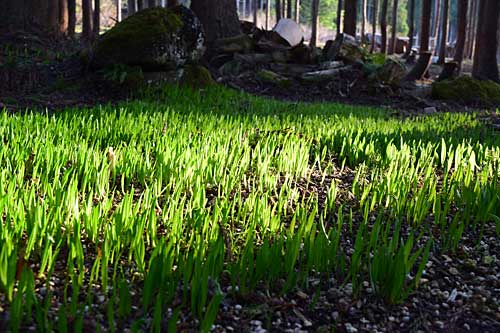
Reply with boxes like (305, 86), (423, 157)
(424, 107), (437, 114)
(482, 255), (495, 265)
(345, 323), (358, 333)
(463, 323), (471, 330)
(403, 316), (410, 322)
(449, 267), (459, 275)
(388, 316), (396, 322)
(435, 321), (444, 329)
(235, 304), (242, 311)
(332, 311), (340, 320)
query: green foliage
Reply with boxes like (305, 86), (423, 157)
(101, 64), (144, 87)
(432, 76), (500, 105)
(0, 86), (499, 329)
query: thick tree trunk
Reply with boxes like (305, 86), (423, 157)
(437, 0), (449, 64)
(388, 0), (398, 54)
(128, 0), (136, 15)
(68, 0), (76, 37)
(404, 0), (415, 58)
(344, 0), (357, 36)
(47, 0), (59, 32)
(295, 0), (300, 23)
(370, 0), (378, 53)
(191, 0), (241, 45)
(380, 0), (388, 53)
(310, 0), (320, 47)
(453, 0), (468, 70)
(472, 0), (500, 82)
(420, 0), (432, 52)
(336, 0), (343, 35)
(82, 0), (93, 40)
(93, 0), (100, 39)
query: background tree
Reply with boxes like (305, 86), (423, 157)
(371, 0), (378, 52)
(344, 0), (357, 36)
(68, 0), (76, 37)
(431, 0), (441, 46)
(148, 0), (156, 7)
(82, 0), (93, 40)
(128, 0), (136, 15)
(453, 0), (468, 71)
(287, 0), (293, 18)
(380, 0), (388, 53)
(437, 0), (449, 64)
(389, 0), (399, 54)
(276, 0), (282, 21)
(336, 0), (343, 35)
(420, 0), (431, 52)
(266, 0), (271, 29)
(117, 0), (122, 22)
(191, 0), (241, 44)
(295, 0), (301, 22)
(472, 0), (500, 82)
(310, 0), (320, 47)
(93, 0), (101, 39)
(361, 0), (367, 41)
(404, 0), (415, 57)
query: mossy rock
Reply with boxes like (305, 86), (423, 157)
(179, 65), (215, 89)
(91, 6), (205, 71)
(432, 76), (500, 105)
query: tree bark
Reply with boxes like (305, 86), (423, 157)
(295, 0), (300, 23)
(253, 0), (258, 25)
(453, 0), (467, 70)
(336, 0), (343, 35)
(266, 0), (271, 29)
(380, 0), (388, 53)
(437, 0), (449, 64)
(310, 0), (320, 47)
(370, 0), (378, 53)
(191, 0), (241, 45)
(148, 0), (156, 7)
(287, 0), (293, 19)
(68, 0), (76, 37)
(472, 0), (500, 82)
(59, 0), (68, 34)
(404, 0), (415, 58)
(388, 0), (398, 54)
(420, 0), (432, 52)
(128, 0), (136, 15)
(276, 0), (282, 22)
(137, 0), (144, 11)
(344, 0), (357, 36)
(361, 0), (366, 42)
(47, 0), (59, 32)
(82, 0), (93, 40)
(93, 0), (100, 39)
(432, 0), (441, 43)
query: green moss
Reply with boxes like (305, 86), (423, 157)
(432, 76), (500, 105)
(180, 65), (215, 89)
(93, 7), (182, 69)
(257, 70), (292, 88)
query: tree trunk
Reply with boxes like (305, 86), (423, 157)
(453, 0), (467, 70)
(82, 0), (93, 40)
(253, 0), (258, 25)
(148, 0), (155, 7)
(361, 0), (366, 42)
(310, 0), (320, 47)
(68, 0), (76, 37)
(437, 0), (449, 64)
(420, 0), (432, 52)
(370, 0), (378, 52)
(380, 0), (388, 53)
(295, 0), (300, 23)
(472, 0), (500, 82)
(432, 0), (441, 43)
(47, 0), (59, 33)
(266, 0), (271, 29)
(191, 0), (241, 45)
(336, 0), (343, 35)
(388, 0), (398, 54)
(59, 0), (68, 34)
(287, 0), (293, 18)
(404, 0), (415, 57)
(276, 0), (282, 22)
(93, 0), (100, 39)
(137, 0), (144, 11)
(116, 0), (122, 22)
(344, 0), (357, 36)
(128, 0), (136, 15)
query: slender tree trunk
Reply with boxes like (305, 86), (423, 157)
(437, 0), (449, 64)
(404, 0), (415, 57)
(82, 0), (93, 40)
(116, 0), (122, 22)
(167, 0), (177, 8)
(370, 0), (378, 53)
(137, 0), (144, 11)
(93, 0), (100, 39)
(287, 0), (292, 18)
(380, 0), (388, 53)
(191, 0), (241, 44)
(128, 0), (136, 15)
(148, 0), (155, 7)
(361, 0), (366, 42)
(472, 0), (500, 82)
(68, 0), (76, 37)
(310, 0), (319, 47)
(336, 0), (343, 35)
(388, 0), (398, 54)
(253, 0), (258, 25)
(454, 0), (468, 72)
(266, 0), (271, 29)
(344, 0), (357, 36)
(295, 0), (300, 23)
(420, 0), (432, 52)
(432, 0), (441, 43)
(58, 0), (68, 34)
(276, 0), (282, 22)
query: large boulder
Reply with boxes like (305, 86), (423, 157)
(91, 6), (205, 71)
(432, 76), (500, 105)
(273, 19), (304, 47)
(323, 33), (366, 64)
